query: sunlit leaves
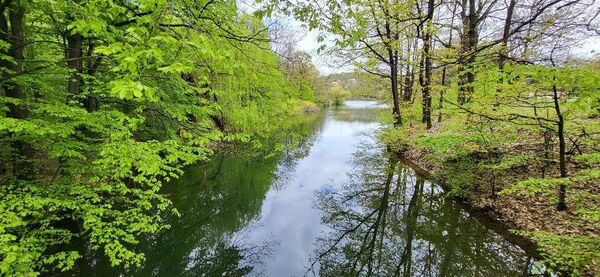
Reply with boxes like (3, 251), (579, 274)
(525, 231), (600, 276)
(109, 79), (157, 100)
(0, 0), (307, 275)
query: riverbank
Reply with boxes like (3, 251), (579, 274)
(381, 121), (599, 276)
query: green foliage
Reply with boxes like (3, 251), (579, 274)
(524, 231), (600, 276)
(326, 72), (386, 99)
(574, 153), (600, 165)
(478, 155), (533, 172)
(500, 178), (570, 204)
(439, 156), (476, 199)
(289, 99), (320, 115)
(378, 127), (410, 152)
(0, 0), (316, 275)
(321, 83), (351, 105)
(413, 132), (483, 163)
(377, 48), (600, 275)
(278, 51), (321, 101)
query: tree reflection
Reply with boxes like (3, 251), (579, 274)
(312, 145), (534, 276)
(64, 110), (328, 277)
(331, 104), (386, 123)
(66, 154), (278, 276)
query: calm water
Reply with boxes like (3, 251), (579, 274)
(66, 100), (545, 276)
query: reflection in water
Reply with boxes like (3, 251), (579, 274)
(67, 154), (282, 276)
(64, 101), (544, 277)
(331, 103), (386, 123)
(311, 143), (536, 276)
(65, 111), (327, 277)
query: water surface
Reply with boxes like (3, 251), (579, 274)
(68, 101), (544, 276)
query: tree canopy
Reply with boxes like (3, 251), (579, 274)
(0, 0), (321, 275)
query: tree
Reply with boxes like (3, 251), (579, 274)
(326, 83), (351, 105)
(0, 0), (310, 275)
(267, 0), (425, 125)
(1, 1), (33, 180)
(270, 23), (322, 100)
(420, 0), (437, 129)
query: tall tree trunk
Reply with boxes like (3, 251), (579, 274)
(383, 16), (402, 126)
(403, 40), (412, 102)
(410, 37), (418, 104)
(495, 0), (517, 106)
(438, 67), (446, 123)
(438, 1), (458, 123)
(421, 0), (434, 129)
(421, 53), (432, 128)
(553, 82), (567, 211)
(498, 0), (516, 68)
(1, 4), (34, 180)
(389, 55), (402, 126)
(418, 49), (424, 122)
(458, 0), (478, 104)
(67, 33), (83, 96)
(417, 31), (424, 108)
(67, 0), (97, 112)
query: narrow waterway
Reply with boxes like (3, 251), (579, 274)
(68, 101), (545, 276)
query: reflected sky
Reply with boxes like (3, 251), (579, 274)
(344, 100), (388, 109)
(62, 101), (545, 277)
(238, 103), (384, 276)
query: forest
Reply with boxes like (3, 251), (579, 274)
(0, 0), (599, 276)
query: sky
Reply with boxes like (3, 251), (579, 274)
(238, 0), (600, 76)
(296, 25), (600, 75)
(237, 0), (342, 75)
(283, 19), (343, 75)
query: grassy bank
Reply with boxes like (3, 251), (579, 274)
(381, 115), (599, 276)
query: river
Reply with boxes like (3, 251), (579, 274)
(67, 100), (547, 276)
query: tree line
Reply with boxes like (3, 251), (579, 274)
(266, 0), (599, 210)
(0, 0), (322, 275)
(263, 0), (600, 274)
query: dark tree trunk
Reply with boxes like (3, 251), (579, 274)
(417, 30), (424, 109)
(438, 1), (458, 123)
(410, 38), (418, 104)
(458, 0), (478, 104)
(541, 130), (552, 178)
(499, 0), (516, 68)
(418, 48), (424, 123)
(495, 0), (517, 106)
(67, 33), (83, 96)
(421, 54), (432, 128)
(389, 59), (402, 126)
(384, 17), (402, 126)
(403, 41), (412, 102)
(1, 4), (34, 180)
(438, 67), (446, 123)
(66, 0), (97, 112)
(553, 83), (567, 211)
(421, 0), (434, 129)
